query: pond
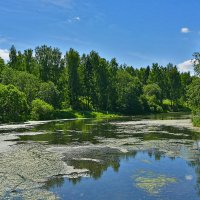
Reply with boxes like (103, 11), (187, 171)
(0, 113), (200, 199)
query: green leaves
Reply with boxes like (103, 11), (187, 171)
(31, 99), (54, 120)
(0, 45), (194, 122)
(65, 48), (80, 109)
(187, 78), (200, 114)
(193, 53), (200, 76)
(0, 84), (28, 122)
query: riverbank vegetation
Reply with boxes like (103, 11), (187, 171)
(187, 53), (200, 126)
(0, 45), (195, 122)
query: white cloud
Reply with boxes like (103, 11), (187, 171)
(181, 27), (190, 33)
(74, 16), (80, 21)
(0, 49), (9, 61)
(67, 16), (81, 23)
(177, 59), (194, 74)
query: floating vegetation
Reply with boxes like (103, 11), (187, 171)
(0, 115), (199, 199)
(133, 170), (177, 195)
(0, 143), (88, 199)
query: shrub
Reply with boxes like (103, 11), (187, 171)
(31, 99), (54, 120)
(192, 115), (200, 127)
(0, 84), (28, 122)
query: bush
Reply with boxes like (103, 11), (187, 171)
(0, 84), (28, 122)
(31, 99), (54, 120)
(192, 115), (200, 127)
(1, 67), (40, 103)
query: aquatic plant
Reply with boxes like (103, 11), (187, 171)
(133, 170), (177, 195)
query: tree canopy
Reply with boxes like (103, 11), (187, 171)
(0, 45), (195, 122)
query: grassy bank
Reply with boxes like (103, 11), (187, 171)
(53, 109), (120, 120)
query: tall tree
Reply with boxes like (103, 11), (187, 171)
(187, 78), (200, 114)
(193, 53), (200, 76)
(95, 58), (109, 110)
(0, 57), (5, 73)
(35, 45), (62, 84)
(9, 45), (17, 69)
(107, 58), (118, 111)
(148, 63), (166, 101)
(80, 54), (95, 109)
(166, 63), (181, 107)
(65, 48), (80, 108)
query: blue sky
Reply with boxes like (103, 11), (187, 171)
(0, 0), (199, 72)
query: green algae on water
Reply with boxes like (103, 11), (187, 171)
(133, 170), (177, 195)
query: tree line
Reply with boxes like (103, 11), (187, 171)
(0, 45), (194, 122)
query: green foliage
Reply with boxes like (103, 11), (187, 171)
(144, 83), (162, 101)
(180, 72), (192, 102)
(0, 45), (194, 122)
(79, 53), (96, 109)
(54, 109), (118, 120)
(192, 115), (200, 127)
(1, 67), (40, 103)
(193, 53), (200, 76)
(78, 97), (93, 110)
(187, 78), (200, 114)
(143, 83), (163, 113)
(187, 54), (200, 126)
(0, 57), (5, 73)
(0, 84), (28, 122)
(116, 70), (143, 114)
(65, 48), (81, 108)
(37, 81), (60, 108)
(35, 45), (62, 84)
(31, 99), (54, 120)
(165, 64), (181, 107)
(9, 45), (17, 69)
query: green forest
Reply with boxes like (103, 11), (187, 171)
(0, 45), (199, 124)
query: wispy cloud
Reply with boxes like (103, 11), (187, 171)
(181, 27), (190, 33)
(67, 16), (81, 23)
(0, 36), (7, 44)
(177, 59), (194, 74)
(74, 16), (80, 21)
(42, 0), (73, 8)
(0, 49), (9, 61)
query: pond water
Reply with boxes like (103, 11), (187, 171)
(1, 113), (200, 199)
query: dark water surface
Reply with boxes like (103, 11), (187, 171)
(4, 113), (200, 199)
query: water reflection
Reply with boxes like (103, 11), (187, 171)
(46, 149), (200, 200)
(5, 113), (200, 199)
(11, 117), (200, 145)
(13, 119), (118, 144)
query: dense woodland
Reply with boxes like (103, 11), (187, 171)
(0, 45), (198, 123)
